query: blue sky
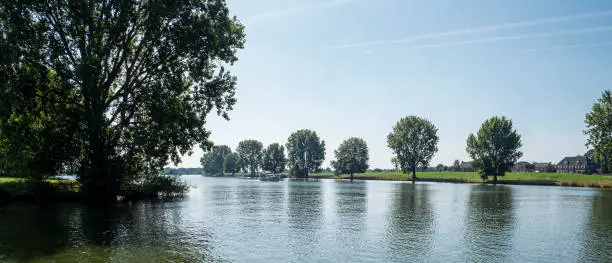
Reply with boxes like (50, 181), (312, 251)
(177, 0), (612, 169)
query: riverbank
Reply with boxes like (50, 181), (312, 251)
(0, 175), (188, 204)
(0, 178), (81, 204)
(308, 171), (612, 189)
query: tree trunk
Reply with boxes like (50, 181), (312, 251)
(83, 113), (117, 202)
(350, 173), (354, 181)
(493, 174), (498, 184)
(83, 77), (118, 203)
(412, 166), (417, 182)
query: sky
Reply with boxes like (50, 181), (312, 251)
(175, 0), (612, 169)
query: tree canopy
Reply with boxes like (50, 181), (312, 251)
(223, 152), (241, 175)
(236, 140), (263, 176)
(387, 116), (439, 181)
(285, 129), (326, 178)
(466, 116), (523, 183)
(262, 143), (286, 174)
(585, 90), (611, 173)
(200, 145), (231, 176)
(331, 137), (369, 179)
(0, 0), (245, 201)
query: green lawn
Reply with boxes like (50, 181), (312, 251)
(0, 177), (76, 184)
(309, 171), (612, 188)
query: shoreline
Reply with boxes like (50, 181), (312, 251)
(307, 173), (612, 189)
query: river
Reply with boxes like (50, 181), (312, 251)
(0, 175), (610, 262)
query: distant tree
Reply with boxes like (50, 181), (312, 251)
(286, 129), (326, 178)
(585, 149), (600, 174)
(262, 143), (286, 174)
(200, 145), (231, 176)
(224, 153), (241, 175)
(466, 116), (523, 183)
(237, 140), (263, 176)
(452, 160), (461, 172)
(331, 137), (369, 180)
(373, 168), (383, 173)
(436, 164), (445, 172)
(387, 116), (439, 181)
(585, 90), (611, 173)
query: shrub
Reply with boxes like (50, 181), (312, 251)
(120, 173), (189, 201)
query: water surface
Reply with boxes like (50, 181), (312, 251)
(0, 176), (610, 262)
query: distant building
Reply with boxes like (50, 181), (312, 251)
(512, 161), (535, 173)
(534, 162), (555, 173)
(556, 156), (587, 174)
(459, 161), (474, 172)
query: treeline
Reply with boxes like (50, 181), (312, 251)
(164, 168), (205, 175)
(206, 91), (610, 182)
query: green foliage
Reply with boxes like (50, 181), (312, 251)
(387, 116), (439, 180)
(200, 145), (231, 176)
(120, 174), (188, 201)
(0, 0), (245, 201)
(466, 116), (523, 182)
(452, 160), (461, 172)
(262, 143), (286, 174)
(236, 140), (263, 176)
(0, 65), (82, 180)
(331, 137), (369, 178)
(285, 129), (326, 178)
(585, 90), (612, 173)
(223, 152), (241, 175)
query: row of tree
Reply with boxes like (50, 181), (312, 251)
(200, 142), (286, 176)
(205, 90), (610, 182)
(200, 129), (370, 179)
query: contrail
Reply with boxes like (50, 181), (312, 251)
(244, 0), (359, 26)
(522, 41), (612, 52)
(414, 26), (612, 49)
(328, 9), (612, 49)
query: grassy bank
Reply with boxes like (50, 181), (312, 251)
(0, 175), (188, 204)
(309, 171), (612, 189)
(0, 178), (81, 204)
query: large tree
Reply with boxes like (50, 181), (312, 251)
(387, 116), (439, 181)
(236, 140), (263, 176)
(331, 137), (369, 180)
(285, 129), (326, 178)
(200, 145), (231, 176)
(0, 0), (245, 201)
(466, 116), (523, 183)
(262, 143), (286, 174)
(0, 65), (82, 180)
(223, 152), (240, 175)
(585, 90), (611, 173)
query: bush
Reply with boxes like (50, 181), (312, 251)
(120, 174), (189, 201)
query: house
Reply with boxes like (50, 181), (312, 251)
(556, 156), (587, 174)
(459, 161), (474, 172)
(534, 162), (555, 173)
(512, 161), (535, 172)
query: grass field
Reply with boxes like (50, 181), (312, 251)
(309, 171), (612, 188)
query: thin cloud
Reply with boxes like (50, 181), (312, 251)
(414, 26), (612, 49)
(522, 41), (612, 52)
(244, 0), (359, 25)
(329, 9), (612, 50)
